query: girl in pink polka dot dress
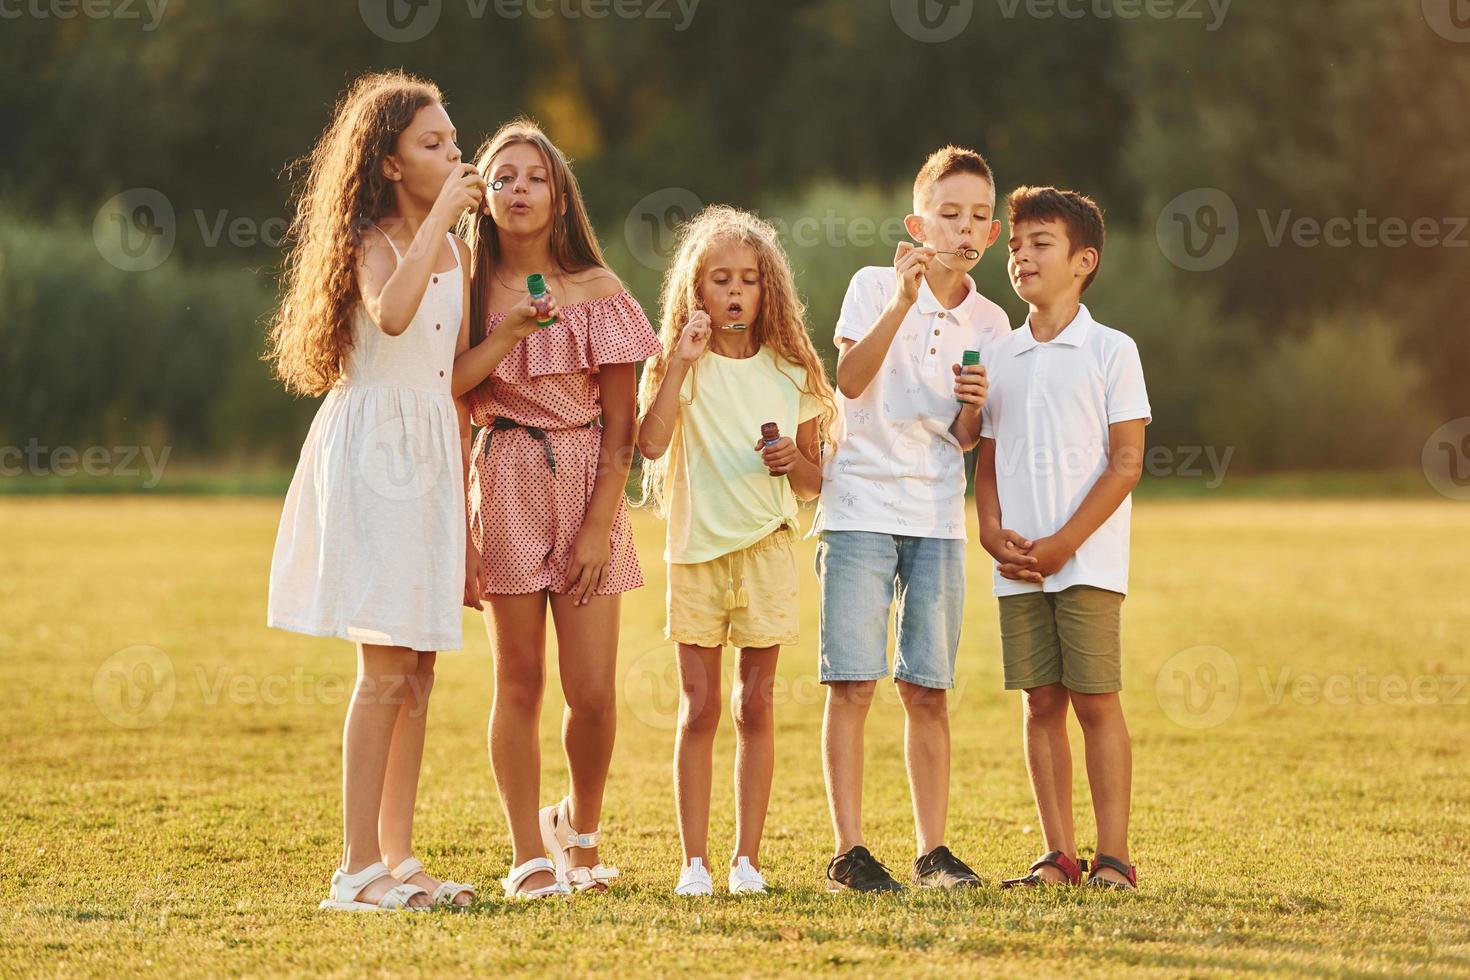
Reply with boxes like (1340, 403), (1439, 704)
(451, 120), (660, 900)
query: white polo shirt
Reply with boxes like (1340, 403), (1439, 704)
(980, 304), (1151, 596)
(814, 266), (1012, 539)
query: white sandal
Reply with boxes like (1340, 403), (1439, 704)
(319, 861), (430, 912)
(538, 796), (620, 893)
(391, 856), (476, 907)
(500, 857), (571, 900)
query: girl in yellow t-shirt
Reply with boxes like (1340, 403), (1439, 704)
(636, 205), (836, 896)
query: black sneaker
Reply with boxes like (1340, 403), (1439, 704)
(826, 846), (904, 893)
(913, 845), (982, 889)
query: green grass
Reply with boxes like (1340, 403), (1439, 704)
(2, 498), (1468, 977)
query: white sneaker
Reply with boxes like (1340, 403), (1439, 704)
(674, 857), (713, 896)
(728, 856), (767, 895)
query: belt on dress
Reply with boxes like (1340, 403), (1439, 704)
(481, 416), (599, 475)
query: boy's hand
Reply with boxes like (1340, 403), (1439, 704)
(1026, 535), (1077, 577)
(893, 242), (935, 306)
(981, 527), (1043, 583)
(675, 311), (712, 363)
(952, 361), (988, 410)
(753, 436), (799, 475)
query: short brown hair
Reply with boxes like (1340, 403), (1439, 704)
(1007, 186), (1106, 293)
(913, 145), (994, 210)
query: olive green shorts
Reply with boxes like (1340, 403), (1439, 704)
(998, 586), (1125, 694)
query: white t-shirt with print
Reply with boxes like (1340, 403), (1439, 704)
(814, 266), (1012, 540)
(980, 304), (1152, 596)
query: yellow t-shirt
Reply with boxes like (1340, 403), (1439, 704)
(665, 347), (824, 564)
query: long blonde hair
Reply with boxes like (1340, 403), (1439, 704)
(636, 205), (837, 515)
(265, 71), (443, 396)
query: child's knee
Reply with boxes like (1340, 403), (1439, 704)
(495, 664), (545, 711)
(896, 680), (948, 719)
(730, 685), (773, 735)
(1070, 690), (1125, 729)
(679, 688), (722, 737)
(1023, 683), (1071, 721)
(826, 679), (878, 709)
(566, 683), (615, 727)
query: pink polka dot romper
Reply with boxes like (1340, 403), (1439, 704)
(468, 289), (661, 597)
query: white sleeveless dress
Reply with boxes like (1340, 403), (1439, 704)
(267, 229), (466, 652)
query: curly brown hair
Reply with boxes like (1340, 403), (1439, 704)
(264, 71), (444, 396)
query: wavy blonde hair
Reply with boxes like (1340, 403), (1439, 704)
(636, 205), (837, 516)
(264, 71), (443, 396)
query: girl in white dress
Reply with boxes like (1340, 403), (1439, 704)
(265, 71), (534, 911)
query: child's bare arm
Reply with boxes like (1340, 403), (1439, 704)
(637, 312), (710, 460)
(756, 417), (822, 501)
(361, 165), (485, 337)
(450, 294), (543, 398)
(834, 244), (934, 399)
(975, 438), (1041, 582)
(947, 362), (989, 451)
(453, 242), (483, 610)
(1027, 419), (1146, 576)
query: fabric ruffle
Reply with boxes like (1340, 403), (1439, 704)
(488, 289), (662, 383)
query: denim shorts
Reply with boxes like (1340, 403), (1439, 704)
(814, 530), (966, 690)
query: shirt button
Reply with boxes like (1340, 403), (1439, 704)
(432, 276), (439, 284)
(938, 312), (946, 319)
(934, 329), (941, 337)
(930, 347), (937, 354)
(436, 323), (442, 331)
(439, 370), (445, 377)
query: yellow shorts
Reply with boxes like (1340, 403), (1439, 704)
(666, 527), (799, 649)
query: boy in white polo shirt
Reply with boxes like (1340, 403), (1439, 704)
(816, 146), (1011, 892)
(976, 186), (1150, 891)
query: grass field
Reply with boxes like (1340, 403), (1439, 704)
(3, 497), (1468, 977)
